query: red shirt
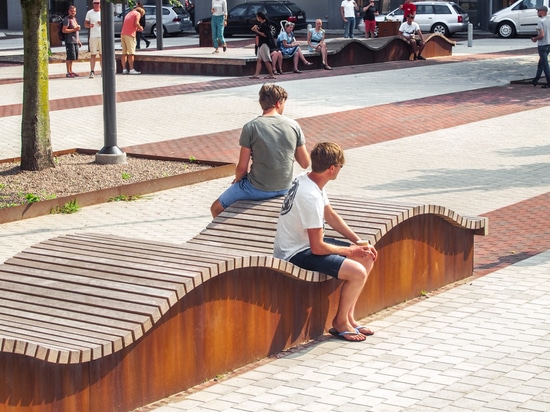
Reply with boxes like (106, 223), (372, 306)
(402, 2), (416, 18)
(121, 9), (141, 37)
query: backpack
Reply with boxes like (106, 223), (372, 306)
(58, 16), (69, 42)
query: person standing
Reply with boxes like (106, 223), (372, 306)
(210, 83), (310, 218)
(62, 5), (82, 78)
(341, 0), (359, 39)
(136, 2), (151, 49)
(250, 11), (277, 79)
(401, 0), (416, 22)
(362, 0), (379, 39)
(84, 1), (101, 78)
(273, 142), (378, 342)
(211, 0), (227, 53)
(530, 5), (550, 88)
(120, 6), (145, 74)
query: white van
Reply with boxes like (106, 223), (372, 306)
(488, 0), (549, 38)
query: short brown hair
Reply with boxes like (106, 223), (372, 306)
(258, 83), (288, 110)
(311, 142), (345, 173)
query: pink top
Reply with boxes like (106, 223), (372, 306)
(121, 9), (140, 37)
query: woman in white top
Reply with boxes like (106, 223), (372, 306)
(211, 0), (227, 53)
(307, 19), (332, 70)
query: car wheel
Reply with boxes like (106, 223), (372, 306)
(431, 23), (449, 37)
(497, 22), (515, 38)
(269, 23), (278, 38)
(152, 25), (168, 38)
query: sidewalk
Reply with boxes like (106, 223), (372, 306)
(1, 38), (550, 411)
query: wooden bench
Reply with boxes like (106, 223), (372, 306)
(0, 196), (486, 412)
(132, 34), (455, 76)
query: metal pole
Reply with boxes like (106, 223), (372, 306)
(156, 0), (164, 50)
(96, 0), (127, 164)
(467, 22), (473, 47)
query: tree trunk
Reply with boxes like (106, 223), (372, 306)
(20, 0), (55, 171)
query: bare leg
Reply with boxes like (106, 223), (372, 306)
(252, 58), (262, 77)
(128, 54), (135, 71)
(210, 199), (224, 218)
(121, 54), (128, 71)
(331, 254), (374, 340)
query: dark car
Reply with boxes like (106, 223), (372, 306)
(196, 1), (306, 37)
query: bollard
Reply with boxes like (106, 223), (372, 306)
(307, 23), (312, 31)
(468, 23), (473, 47)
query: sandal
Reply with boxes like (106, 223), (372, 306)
(264, 75), (276, 79)
(304, 61), (313, 66)
(249, 75), (260, 79)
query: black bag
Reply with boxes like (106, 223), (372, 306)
(58, 21), (65, 42)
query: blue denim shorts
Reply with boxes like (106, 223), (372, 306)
(289, 238), (350, 279)
(218, 176), (288, 209)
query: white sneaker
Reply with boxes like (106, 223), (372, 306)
(122, 69), (128, 75)
(89, 71), (94, 79)
(129, 69), (141, 75)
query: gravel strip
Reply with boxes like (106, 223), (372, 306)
(0, 153), (211, 208)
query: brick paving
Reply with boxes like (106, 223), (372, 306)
(1, 44), (549, 281)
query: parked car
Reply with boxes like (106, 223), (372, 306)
(195, 1), (306, 38)
(114, 4), (193, 37)
(359, 1), (469, 37)
(488, 0), (549, 38)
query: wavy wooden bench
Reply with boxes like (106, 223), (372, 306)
(133, 34), (455, 76)
(0, 196), (486, 412)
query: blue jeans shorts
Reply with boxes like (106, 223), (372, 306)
(289, 238), (350, 279)
(218, 176), (288, 209)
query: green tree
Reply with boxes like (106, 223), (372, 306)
(19, 0), (55, 171)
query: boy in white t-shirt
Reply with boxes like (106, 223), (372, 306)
(399, 14), (426, 60)
(274, 142), (378, 342)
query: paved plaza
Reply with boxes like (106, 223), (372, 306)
(1, 35), (550, 411)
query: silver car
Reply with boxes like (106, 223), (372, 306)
(360, 1), (470, 37)
(114, 5), (193, 37)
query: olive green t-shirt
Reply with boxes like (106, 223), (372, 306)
(239, 115), (306, 192)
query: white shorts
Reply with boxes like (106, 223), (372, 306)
(89, 37), (101, 55)
(257, 43), (272, 62)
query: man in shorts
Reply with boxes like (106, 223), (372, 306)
(62, 5), (82, 78)
(210, 83), (310, 218)
(85, 1), (101, 78)
(120, 6), (145, 75)
(399, 14), (426, 60)
(273, 142), (378, 342)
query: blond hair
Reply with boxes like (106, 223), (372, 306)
(311, 142), (345, 172)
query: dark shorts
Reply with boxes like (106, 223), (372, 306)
(289, 238), (349, 279)
(65, 43), (79, 61)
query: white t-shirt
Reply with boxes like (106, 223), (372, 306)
(273, 173), (330, 261)
(399, 21), (420, 37)
(341, 0), (357, 18)
(537, 16), (550, 46)
(85, 9), (101, 38)
(212, 0), (227, 16)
